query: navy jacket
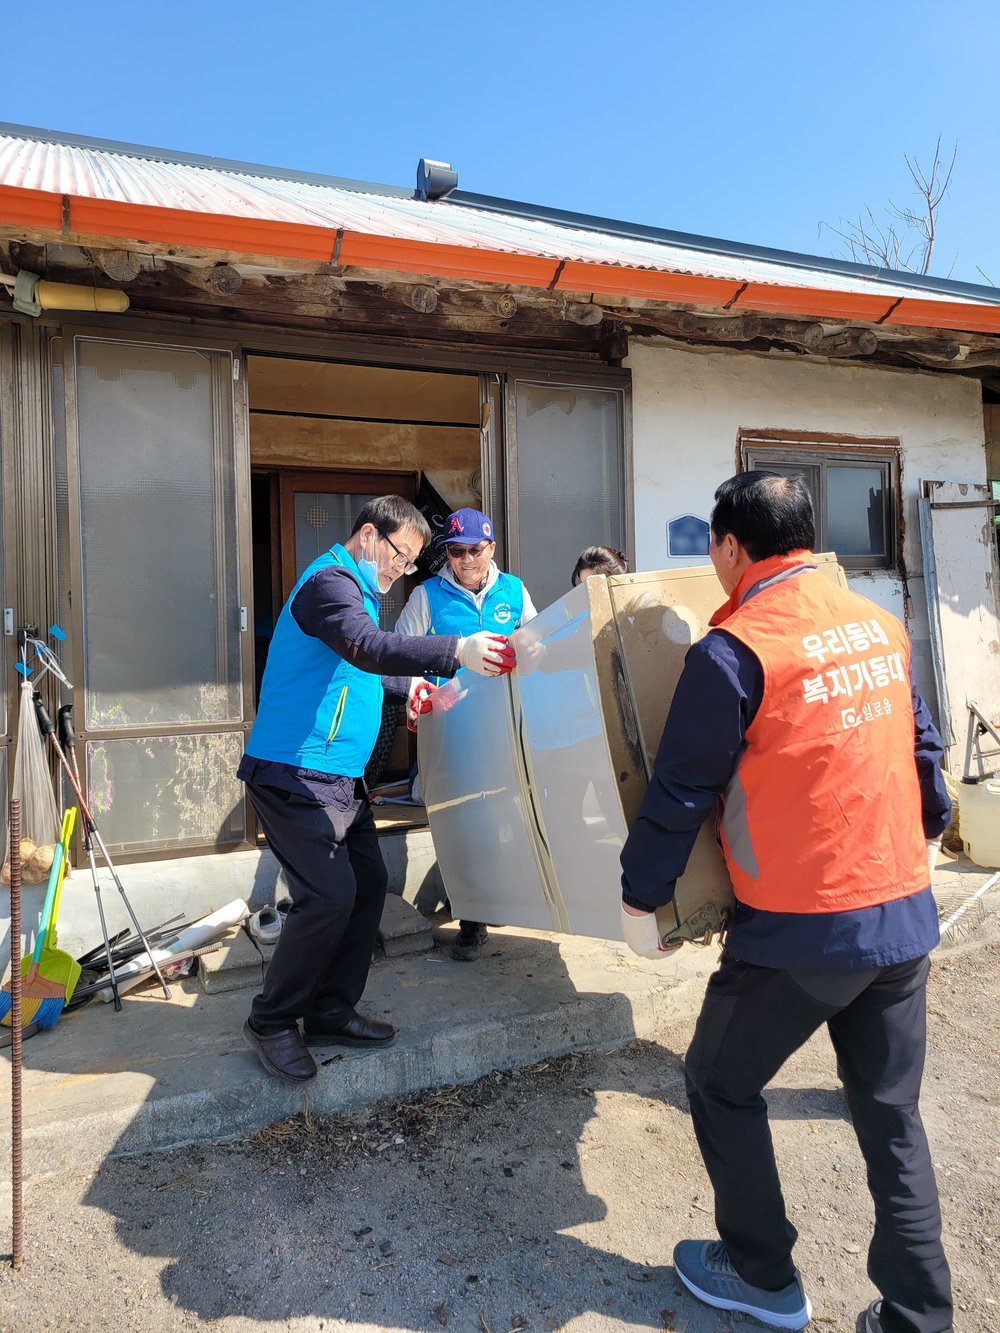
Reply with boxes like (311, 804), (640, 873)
(239, 565), (459, 804)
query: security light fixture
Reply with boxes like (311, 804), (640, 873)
(416, 159), (458, 201)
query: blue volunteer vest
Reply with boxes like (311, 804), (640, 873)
(423, 571), (524, 685)
(246, 545), (383, 778)
(425, 571), (524, 636)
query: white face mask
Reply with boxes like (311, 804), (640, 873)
(357, 536), (390, 597)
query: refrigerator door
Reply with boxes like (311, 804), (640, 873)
(418, 670), (560, 931)
(509, 582), (630, 940)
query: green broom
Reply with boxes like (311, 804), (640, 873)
(1, 807), (78, 1028)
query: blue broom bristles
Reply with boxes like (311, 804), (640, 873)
(33, 995), (66, 1030)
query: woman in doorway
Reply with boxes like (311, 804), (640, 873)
(397, 508), (537, 961)
(571, 544), (628, 586)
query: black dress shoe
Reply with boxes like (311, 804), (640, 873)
(242, 1019), (317, 1082)
(865, 1301), (952, 1333)
(303, 1012), (397, 1048)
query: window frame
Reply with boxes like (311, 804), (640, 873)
(739, 431), (900, 571)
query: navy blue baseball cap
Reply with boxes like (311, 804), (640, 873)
(445, 508), (495, 544)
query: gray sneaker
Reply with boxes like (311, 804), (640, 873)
(673, 1239), (811, 1330)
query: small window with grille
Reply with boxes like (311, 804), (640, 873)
(740, 434), (898, 571)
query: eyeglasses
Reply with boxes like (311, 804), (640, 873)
(379, 531), (419, 575)
(445, 541), (492, 560)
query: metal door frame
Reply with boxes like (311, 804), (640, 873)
(500, 366), (634, 581)
(59, 325), (254, 858)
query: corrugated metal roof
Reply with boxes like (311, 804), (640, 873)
(2, 123), (999, 331)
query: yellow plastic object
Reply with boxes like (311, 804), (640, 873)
(0, 807), (79, 1027)
(35, 281), (129, 313)
(46, 807), (78, 946)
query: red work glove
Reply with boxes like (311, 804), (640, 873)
(406, 679), (438, 731)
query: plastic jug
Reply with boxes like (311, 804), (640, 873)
(958, 776), (1000, 869)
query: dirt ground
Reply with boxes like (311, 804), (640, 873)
(2, 912), (997, 1333)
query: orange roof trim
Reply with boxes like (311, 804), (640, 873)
(732, 284), (896, 322)
(884, 298), (1000, 336)
(0, 182), (64, 232)
(556, 260), (741, 306)
(337, 232), (559, 287)
(70, 197), (337, 262)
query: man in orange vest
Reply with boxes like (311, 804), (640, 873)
(620, 472), (953, 1333)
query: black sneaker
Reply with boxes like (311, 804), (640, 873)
(865, 1300), (952, 1333)
(450, 921), (489, 961)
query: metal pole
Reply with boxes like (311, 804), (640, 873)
(58, 707), (122, 1011)
(33, 694), (171, 1000)
(9, 797), (24, 1270)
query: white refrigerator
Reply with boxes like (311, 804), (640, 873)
(419, 559), (845, 947)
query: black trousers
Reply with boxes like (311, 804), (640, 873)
(684, 951), (953, 1333)
(246, 781), (388, 1034)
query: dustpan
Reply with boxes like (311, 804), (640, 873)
(32, 806), (81, 1026)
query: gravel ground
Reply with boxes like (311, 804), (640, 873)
(1, 911), (997, 1333)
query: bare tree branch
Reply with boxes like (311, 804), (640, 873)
(821, 140), (957, 275)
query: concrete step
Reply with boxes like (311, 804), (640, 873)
(377, 894), (435, 958)
(0, 924), (720, 1184)
(198, 925), (264, 995)
(9, 825), (444, 972)
(196, 893), (434, 994)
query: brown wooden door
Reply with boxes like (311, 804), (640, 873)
(274, 469), (417, 786)
(277, 468), (416, 605)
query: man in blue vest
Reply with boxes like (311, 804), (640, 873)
(239, 495), (515, 1082)
(397, 507), (537, 960)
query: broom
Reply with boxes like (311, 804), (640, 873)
(0, 807), (78, 1028)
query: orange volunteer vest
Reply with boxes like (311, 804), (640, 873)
(711, 551), (928, 914)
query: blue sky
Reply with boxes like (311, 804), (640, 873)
(3, 1), (996, 283)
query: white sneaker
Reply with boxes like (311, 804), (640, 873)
(247, 906), (282, 945)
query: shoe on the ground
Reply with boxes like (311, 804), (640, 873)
(275, 897), (293, 922)
(303, 1011), (397, 1048)
(864, 1299), (952, 1333)
(450, 921), (489, 961)
(242, 1019), (316, 1082)
(247, 906), (282, 944)
(673, 1239), (811, 1330)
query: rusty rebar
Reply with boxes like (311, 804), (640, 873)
(9, 796), (24, 1269)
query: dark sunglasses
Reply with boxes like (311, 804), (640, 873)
(445, 541), (492, 559)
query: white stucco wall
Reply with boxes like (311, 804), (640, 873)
(626, 340), (988, 713)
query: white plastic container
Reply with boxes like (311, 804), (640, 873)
(958, 777), (1000, 869)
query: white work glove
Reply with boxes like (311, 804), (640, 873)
(620, 904), (682, 960)
(456, 631), (516, 677)
(406, 679), (438, 731)
(926, 837), (943, 880)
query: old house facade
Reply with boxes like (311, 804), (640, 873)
(0, 124), (998, 952)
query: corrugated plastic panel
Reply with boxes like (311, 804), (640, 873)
(1, 127), (998, 328)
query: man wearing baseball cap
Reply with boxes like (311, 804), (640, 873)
(397, 507), (537, 960)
